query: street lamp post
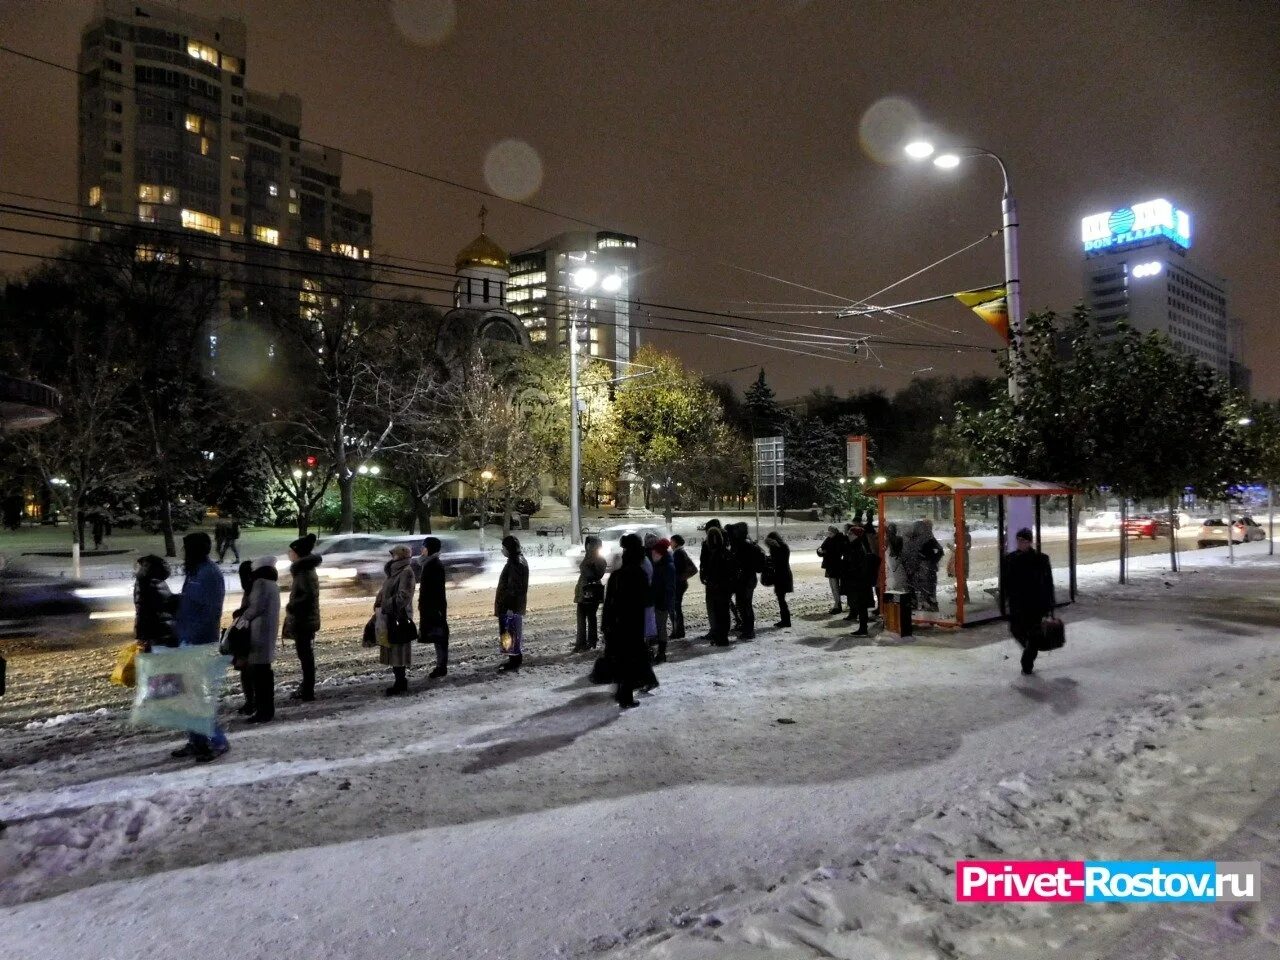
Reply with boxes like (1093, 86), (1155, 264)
(568, 268), (598, 546)
(905, 141), (1022, 397)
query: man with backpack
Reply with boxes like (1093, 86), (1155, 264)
(670, 534), (697, 639)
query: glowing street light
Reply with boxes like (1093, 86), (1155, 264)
(571, 267), (598, 291)
(874, 475), (888, 484)
(1237, 417), (1254, 426)
(600, 273), (623, 293)
(903, 135), (1022, 397)
(480, 469), (495, 482)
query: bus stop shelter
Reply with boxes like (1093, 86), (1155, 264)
(866, 476), (1078, 627)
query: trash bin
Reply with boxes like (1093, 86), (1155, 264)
(882, 590), (914, 638)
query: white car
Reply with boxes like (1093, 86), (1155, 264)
(1196, 517), (1267, 549)
(565, 523), (667, 572)
(1083, 510), (1122, 532)
(277, 534), (393, 585)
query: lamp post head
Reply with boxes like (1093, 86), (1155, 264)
(1237, 417), (1254, 426)
(571, 267), (598, 291)
(933, 152), (962, 169)
(904, 140), (935, 160)
(480, 469), (494, 481)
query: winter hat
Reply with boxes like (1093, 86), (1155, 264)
(253, 556), (277, 571)
(654, 538), (672, 553)
(290, 533), (317, 556)
(1016, 527), (1034, 542)
(422, 536), (442, 555)
(137, 555), (171, 580)
(182, 531), (212, 559)
(389, 544), (411, 560)
(501, 534), (521, 556)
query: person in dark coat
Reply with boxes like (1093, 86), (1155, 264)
(699, 519), (740, 635)
(171, 532), (228, 762)
(699, 525), (733, 645)
(1002, 528), (1055, 675)
(231, 560), (256, 715)
(495, 534), (529, 672)
(215, 516), (241, 564)
(133, 555), (177, 651)
(726, 522), (761, 639)
(602, 534), (658, 708)
(650, 538), (676, 663)
(818, 525), (847, 613)
(574, 535), (606, 651)
(764, 532), (794, 628)
(670, 534), (697, 639)
(843, 524), (879, 636)
(283, 533), (322, 701)
(417, 536), (449, 678)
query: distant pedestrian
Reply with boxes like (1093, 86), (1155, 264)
(1002, 527), (1055, 676)
(375, 544), (417, 696)
(90, 511), (107, 552)
(495, 535), (528, 672)
(818, 525), (847, 613)
(283, 533), (322, 702)
(2, 493), (22, 531)
(171, 532), (228, 762)
(670, 534), (697, 639)
(417, 536), (449, 679)
(239, 556), (280, 722)
(231, 560), (256, 715)
(726, 522), (762, 639)
(764, 532), (793, 628)
(700, 519), (740, 636)
(133, 555), (177, 651)
(650, 537), (676, 663)
(602, 534), (657, 708)
(573, 535), (606, 652)
(215, 516), (241, 564)
(700, 525), (733, 645)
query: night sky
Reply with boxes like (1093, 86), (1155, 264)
(2, 0), (1276, 399)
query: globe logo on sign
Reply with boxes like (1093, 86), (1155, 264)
(1107, 207), (1136, 237)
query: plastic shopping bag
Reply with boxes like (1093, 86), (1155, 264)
(131, 645), (231, 737)
(110, 642), (142, 688)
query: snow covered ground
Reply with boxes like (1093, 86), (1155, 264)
(0, 544), (1277, 960)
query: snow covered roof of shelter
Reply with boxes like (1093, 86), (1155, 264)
(867, 476), (1077, 495)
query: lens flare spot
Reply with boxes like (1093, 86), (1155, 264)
(390, 0), (457, 47)
(859, 96), (924, 164)
(483, 139), (544, 201)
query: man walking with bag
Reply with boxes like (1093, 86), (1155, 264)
(1002, 527), (1056, 676)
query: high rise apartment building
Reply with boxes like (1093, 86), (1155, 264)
(77, 0), (371, 331)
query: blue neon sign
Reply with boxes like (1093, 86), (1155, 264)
(1081, 199), (1191, 253)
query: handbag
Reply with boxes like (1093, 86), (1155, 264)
(362, 615), (378, 648)
(219, 621), (251, 658)
(110, 642), (141, 688)
(1039, 616), (1066, 651)
(391, 614), (418, 644)
(760, 558), (776, 588)
(580, 580), (604, 605)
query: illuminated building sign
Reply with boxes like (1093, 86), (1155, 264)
(1131, 261), (1162, 278)
(1081, 199), (1191, 253)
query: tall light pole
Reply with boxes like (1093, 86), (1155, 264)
(567, 268), (599, 546)
(904, 141), (1022, 397)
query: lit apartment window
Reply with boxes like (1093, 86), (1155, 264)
(87, 186), (102, 207)
(200, 137), (211, 156)
(268, 183), (279, 197)
(181, 208), (221, 235)
(253, 225), (280, 245)
(330, 242), (360, 259)
(185, 113), (201, 133)
(289, 188), (298, 199)
(187, 41), (219, 66)
(288, 201), (299, 215)
(362, 249), (370, 259)
(138, 184), (177, 204)
(229, 219), (244, 236)
(137, 203), (156, 223)
(306, 236), (322, 252)
(221, 54), (241, 74)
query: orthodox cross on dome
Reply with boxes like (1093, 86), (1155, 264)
(478, 204), (488, 234)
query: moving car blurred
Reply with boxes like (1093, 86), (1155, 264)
(0, 565), (92, 637)
(1083, 510), (1122, 532)
(564, 523), (667, 572)
(281, 534), (486, 588)
(1122, 516), (1171, 539)
(1196, 516), (1267, 549)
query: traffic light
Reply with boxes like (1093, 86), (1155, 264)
(304, 455), (318, 468)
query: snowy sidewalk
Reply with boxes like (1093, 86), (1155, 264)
(0, 554), (1278, 960)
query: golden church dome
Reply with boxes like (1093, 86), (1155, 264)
(455, 233), (509, 271)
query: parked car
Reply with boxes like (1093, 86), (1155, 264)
(1196, 517), (1267, 549)
(1122, 516), (1172, 539)
(1083, 510), (1122, 532)
(565, 523), (667, 572)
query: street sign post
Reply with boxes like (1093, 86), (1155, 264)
(846, 434), (868, 480)
(754, 436), (785, 538)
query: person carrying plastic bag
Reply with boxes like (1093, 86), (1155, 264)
(132, 644), (231, 739)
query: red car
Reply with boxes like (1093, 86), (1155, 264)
(1122, 516), (1171, 539)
